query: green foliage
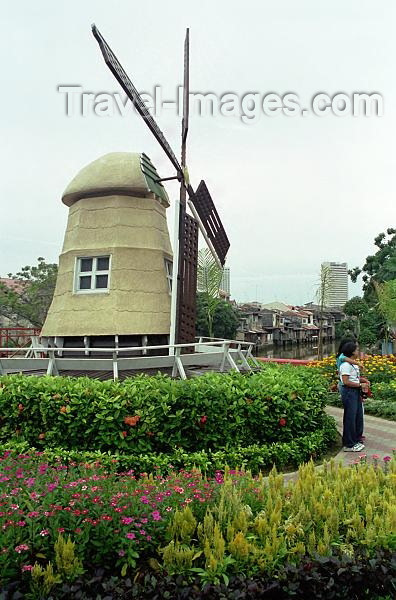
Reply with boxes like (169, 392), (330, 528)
(0, 365), (339, 475)
(197, 248), (224, 338)
(196, 293), (239, 339)
(5, 552), (396, 599)
(0, 257), (58, 327)
(0, 368), (331, 455)
(349, 228), (396, 304)
(342, 296), (385, 347)
(335, 317), (357, 340)
(0, 417), (337, 475)
(344, 296), (369, 319)
(374, 279), (396, 342)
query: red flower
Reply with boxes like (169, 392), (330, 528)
(18, 404), (24, 412)
(124, 415), (141, 426)
(121, 431), (127, 438)
(200, 415), (207, 424)
(278, 418), (287, 427)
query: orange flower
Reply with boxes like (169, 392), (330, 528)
(59, 406), (67, 414)
(124, 415), (141, 426)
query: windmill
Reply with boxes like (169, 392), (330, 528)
(92, 25), (230, 350)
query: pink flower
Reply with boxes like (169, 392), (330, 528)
(139, 529), (146, 535)
(126, 532), (136, 540)
(383, 456), (392, 462)
(140, 495), (149, 504)
(27, 511), (40, 518)
(146, 535), (152, 541)
(47, 483), (58, 492)
(121, 517), (134, 525)
(372, 454), (380, 459)
(16, 521), (26, 527)
(21, 565), (33, 572)
(39, 529), (49, 536)
(118, 550), (125, 557)
(57, 528), (65, 533)
(74, 528), (82, 534)
(151, 510), (161, 521)
(15, 544), (29, 553)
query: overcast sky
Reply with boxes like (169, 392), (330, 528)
(1, 0), (395, 304)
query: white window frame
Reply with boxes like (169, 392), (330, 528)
(164, 258), (173, 295)
(74, 255), (111, 294)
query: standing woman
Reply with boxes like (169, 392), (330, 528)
(339, 341), (367, 452)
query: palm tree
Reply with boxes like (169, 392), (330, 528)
(197, 248), (224, 339)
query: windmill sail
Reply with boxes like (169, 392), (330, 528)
(92, 24), (182, 175)
(92, 24), (230, 345)
(189, 180), (230, 266)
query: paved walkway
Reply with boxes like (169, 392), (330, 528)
(325, 406), (396, 466)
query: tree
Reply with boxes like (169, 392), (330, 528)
(343, 296), (368, 338)
(0, 258), (58, 328)
(316, 264), (331, 360)
(197, 248), (223, 339)
(196, 293), (239, 340)
(335, 317), (358, 340)
(349, 228), (396, 304)
(342, 296), (384, 348)
(373, 279), (396, 346)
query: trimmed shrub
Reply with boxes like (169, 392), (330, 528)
(0, 367), (332, 455)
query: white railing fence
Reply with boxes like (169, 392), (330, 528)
(0, 338), (260, 381)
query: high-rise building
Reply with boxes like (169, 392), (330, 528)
(321, 262), (348, 307)
(220, 267), (230, 297)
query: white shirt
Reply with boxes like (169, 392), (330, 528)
(339, 362), (360, 384)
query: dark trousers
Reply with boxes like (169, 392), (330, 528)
(341, 386), (363, 448)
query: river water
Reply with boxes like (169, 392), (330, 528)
(257, 341), (336, 361)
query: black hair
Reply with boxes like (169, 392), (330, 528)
(342, 341), (358, 358)
(336, 335), (357, 358)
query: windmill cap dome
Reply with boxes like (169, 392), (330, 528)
(62, 152), (169, 207)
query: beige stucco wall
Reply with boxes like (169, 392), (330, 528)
(41, 193), (173, 337)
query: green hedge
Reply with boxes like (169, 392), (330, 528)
(0, 367), (331, 454)
(0, 414), (337, 475)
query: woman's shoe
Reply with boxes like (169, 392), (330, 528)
(344, 443), (365, 452)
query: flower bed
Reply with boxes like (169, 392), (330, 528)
(0, 453), (395, 598)
(310, 354), (396, 386)
(0, 368), (338, 473)
(310, 355), (396, 421)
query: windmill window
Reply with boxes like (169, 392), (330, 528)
(75, 256), (111, 293)
(164, 259), (173, 294)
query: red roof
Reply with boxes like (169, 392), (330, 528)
(0, 278), (25, 294)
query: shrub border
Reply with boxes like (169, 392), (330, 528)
(0, 415), (338, 475)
